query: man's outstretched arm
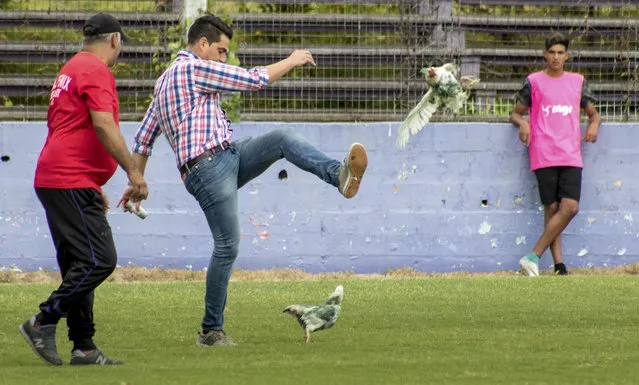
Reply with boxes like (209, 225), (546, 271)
(265, 50), (316, 84)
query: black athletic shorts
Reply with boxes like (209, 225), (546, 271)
(534, 166), (582, 205)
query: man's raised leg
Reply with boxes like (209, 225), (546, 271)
(235, 128), (367, 198)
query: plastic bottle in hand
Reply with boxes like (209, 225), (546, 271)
(124, 201), (148, 219)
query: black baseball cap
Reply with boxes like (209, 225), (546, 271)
(83, 13), (130, 42)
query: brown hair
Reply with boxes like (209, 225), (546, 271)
(545, 32), (570, 51)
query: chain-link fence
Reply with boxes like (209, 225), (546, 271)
(2, 0), (638, 122)
(0, 0), (182, 120)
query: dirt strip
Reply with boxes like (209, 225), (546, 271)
(2, 264), (638, 284)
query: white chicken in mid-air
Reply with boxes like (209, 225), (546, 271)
(396, 63), (479, 149)
(283, 285), (343, 343)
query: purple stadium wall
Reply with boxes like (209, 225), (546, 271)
(1, 122), (637, 273)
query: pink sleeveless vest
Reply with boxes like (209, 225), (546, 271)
(528, 71), (584, 171)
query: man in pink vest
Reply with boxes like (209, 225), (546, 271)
(510, 33), (602, 276)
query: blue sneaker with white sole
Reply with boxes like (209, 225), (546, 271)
(519, 253), (540, 277)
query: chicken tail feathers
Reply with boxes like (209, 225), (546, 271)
(283, 305), (306, 317)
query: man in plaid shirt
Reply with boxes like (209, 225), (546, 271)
(130, 14), (368, 346)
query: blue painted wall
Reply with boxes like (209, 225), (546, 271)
(1, 122), (637, 273)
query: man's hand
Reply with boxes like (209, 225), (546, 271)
(101, 191), (110, 215)
(518, 121), (531, 147)
(117, 170), (148, 212)
(288, 50), (316, 67)
(510, 102), (531, 147)
(583, 104), (601, 144)
(582, 126), (598, 143)
(266, 50), (317, 84)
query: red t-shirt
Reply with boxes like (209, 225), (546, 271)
(34, 52), (119, 193)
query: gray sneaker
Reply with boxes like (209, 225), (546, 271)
(70, 348), (124, 365)
(18, 316), (63, 366)
(197, 330), (237, 347)
(338, 143), (368, 199)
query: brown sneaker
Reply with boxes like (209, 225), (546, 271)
(338, 143), (368, 199)
(197, 330), (237, 347)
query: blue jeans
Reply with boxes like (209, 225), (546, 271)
(183, 128), (342, 331)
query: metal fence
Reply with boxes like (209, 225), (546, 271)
(0, 0), (181, 120)
(1, 0), (638, 122)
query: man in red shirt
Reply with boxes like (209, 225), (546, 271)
(19, 13), (148, 366)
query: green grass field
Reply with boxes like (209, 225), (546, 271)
(1, 276), (638, 385)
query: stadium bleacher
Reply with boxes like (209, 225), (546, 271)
(1, 0), (637, 121)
